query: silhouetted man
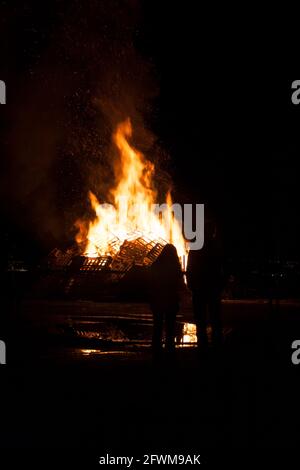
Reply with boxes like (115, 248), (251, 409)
(149, 244), (183, 357)
(187, 221), (224, 349)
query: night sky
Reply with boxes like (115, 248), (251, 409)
(0, 1), (299, 261)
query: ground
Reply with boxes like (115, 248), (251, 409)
(1, 296), (300, 465)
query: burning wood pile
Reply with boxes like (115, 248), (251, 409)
(47, 234), (166, 275)
(41, 235), (167, 300)
(36, 118), (188, 300)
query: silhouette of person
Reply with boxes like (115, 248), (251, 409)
(149, 244), (183, 356)
(187, 220), (224, 349)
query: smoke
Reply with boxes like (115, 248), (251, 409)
(2, 0), (170, 252)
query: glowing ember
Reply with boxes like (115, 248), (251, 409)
(76, 119), (187, 267)
(81, 349), (98, 355)
(182, 323), (197, 344)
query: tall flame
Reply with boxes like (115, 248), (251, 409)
(76, 119), (187, 267)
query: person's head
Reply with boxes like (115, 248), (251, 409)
(157, 243), (180, 265)
(205, 219), (217, 242)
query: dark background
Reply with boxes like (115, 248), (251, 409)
(1, 2), (300, 461)
(0, 0), (298, 263)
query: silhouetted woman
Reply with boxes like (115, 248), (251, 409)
(149, 244), (183, 356)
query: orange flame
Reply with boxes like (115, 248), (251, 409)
(76, 119), (187, 267)
(182, 323), (197, 344)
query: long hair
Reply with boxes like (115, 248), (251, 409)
(153, 244), (181, 271)
(149, 244), (182, 305)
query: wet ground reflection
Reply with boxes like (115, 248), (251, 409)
(59, 320), (198, 349)
(21, 299), (237, 362)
